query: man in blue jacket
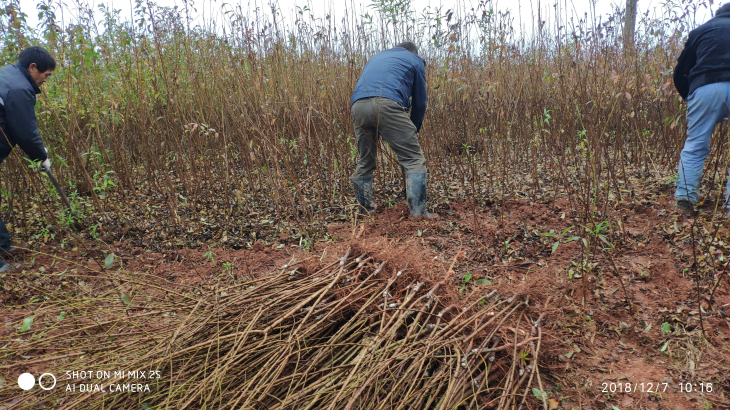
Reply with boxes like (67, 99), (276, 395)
(0, 46), (55, 272)
(350, 41), (436, 218)
(674, 3), (730, 213)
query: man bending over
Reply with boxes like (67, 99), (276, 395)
(0, 46), (56, 271)
(349, 41), (436, 218)
(674, 4), (730, 213)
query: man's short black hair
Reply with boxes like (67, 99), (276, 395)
(717, 3), (730, 15)
(395, 42), (418, 55)
(18, 46), (56, 73)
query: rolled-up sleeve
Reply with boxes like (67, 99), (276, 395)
(410, 62), (428, 133)
(4, 87), (46, 162)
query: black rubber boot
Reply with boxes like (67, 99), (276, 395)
(405, 172), (437, 219)
(352, 177), (375, 214)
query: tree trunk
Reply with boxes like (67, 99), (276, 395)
(623, 0), (638, 49)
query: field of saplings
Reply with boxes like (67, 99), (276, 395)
(0, 0), (729, 409)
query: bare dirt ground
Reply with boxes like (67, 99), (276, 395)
(331, 194), (730, 409)
(1, 178), (730, 409)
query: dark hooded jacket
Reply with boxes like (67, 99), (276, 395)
(0, 63), (47, 163)
(674, 11), (730, 100)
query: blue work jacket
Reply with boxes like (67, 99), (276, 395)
(351, 47), (428, 132)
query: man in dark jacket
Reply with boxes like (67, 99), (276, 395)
(350, 41), (436, 218)
(0, 46), (55, 272)
(673, 3), (730, 213)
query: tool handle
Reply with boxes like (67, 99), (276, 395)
(43, 169), (72, 211)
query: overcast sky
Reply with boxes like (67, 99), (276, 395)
(19, 0), (715, 35)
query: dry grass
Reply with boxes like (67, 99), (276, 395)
(1, 0), (729, 408)
(0, 248), (551, 409)
(0, 0), (714, 244)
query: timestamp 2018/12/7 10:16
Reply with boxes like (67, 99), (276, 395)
(601, 382), (714, 394)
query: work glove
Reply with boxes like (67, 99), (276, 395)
(41, 147), (51, 173)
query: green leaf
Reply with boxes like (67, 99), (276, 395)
(565, 236), (580, 242)
(611, 406), (621, 410)
(104, 253), (115, 270)
(416, 229), (422, 237)
(462, 274), (472, 283)
(141, 404), (154, 410)
(661, 322), (671, 334)
(57, 311), (66, 322)
(551, 242), (560, 254)
(121, 293), (132, 306)
(20, 317), (34, 333)
(532, 387), (545, 400)
(660, 341), (669, 352)
(599, 235), (612, 247)
(476, 278), (492, 285)
(565, 351), (574, 359)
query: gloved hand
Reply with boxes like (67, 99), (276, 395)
(41, 147), (51, 172)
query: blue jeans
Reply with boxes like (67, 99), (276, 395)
(675, 82), (730, 206)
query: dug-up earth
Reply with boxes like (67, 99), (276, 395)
(1, 178), (730, 409)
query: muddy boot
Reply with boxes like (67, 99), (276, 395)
(675, 199), (695, 214)
(406, 172), (438, 219)
(352, 177), (375, 214)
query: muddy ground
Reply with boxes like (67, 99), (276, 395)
(1, 176), (730, 409)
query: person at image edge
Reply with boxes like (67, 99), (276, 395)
(349, 41), (437, 219)
(0, 46), (56, 272)
(673, 3), (730, 213)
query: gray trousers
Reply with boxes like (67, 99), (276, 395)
(350, 97), (427, 181)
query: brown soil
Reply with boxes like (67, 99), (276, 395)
(312, 194), (730, 409)
(2, 184), (730, 409)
